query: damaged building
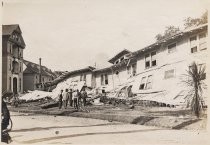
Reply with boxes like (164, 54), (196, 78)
(30, 24), (207, 107)
(62, 24), (208, 106)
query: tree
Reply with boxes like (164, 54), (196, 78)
(184, 11), (208, 29)
(181, 62), (206, 118)
(155, 11), (208, 41)
(155, 26), (180, 41)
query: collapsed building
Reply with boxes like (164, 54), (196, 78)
(20, 24), (208, 107)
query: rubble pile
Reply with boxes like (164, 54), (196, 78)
(20, 90), (52, 101)
(19, 74), (196, 108)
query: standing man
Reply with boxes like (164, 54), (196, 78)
(73, 89), (79, 110)
(68, 89), (73, 107)
(58, 90), (63, 109)
(63, 89), (69, 109)
(81, 87), (88, 106)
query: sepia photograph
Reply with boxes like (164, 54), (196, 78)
(1, 0), (209, 144)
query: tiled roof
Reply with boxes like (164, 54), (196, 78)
(23, 60), (56, 77)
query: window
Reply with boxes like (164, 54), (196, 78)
(42, 77), (44, 82)
(164, 69), (175, 79)
(168, 43), (176, 53)
(191, 47), (197, 53)
(8, 43), (13, 54)
(199, 33), (207, 50)
(19, 78), (21, 92)
(145, 75), (153, 89)
(151, 52), (157, 66)
(145, 52), (157, 69)
(80, 75), (83, 81)
(19, 62), (21, 72)
(105, 74), (108, 85)
(190, 36), (197, 53)
(115, 60), (119, 64)
(9, 77), (11, 90)
(101, 74), (108, 85)
(101, 74), (104, 85)
(139, 77), (146, 90)
(83, 74), (86, 82)
(145, 54), (150, 68)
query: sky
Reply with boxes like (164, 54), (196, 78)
(2, 0), (208, 71)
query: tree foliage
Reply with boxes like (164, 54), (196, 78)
(184, 11), (208, 29)
(181, 62), (206, 118)
(155, 11), (208, 41)
(155, 26), (180, 41)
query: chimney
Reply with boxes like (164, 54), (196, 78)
(39, 58), (42, 83)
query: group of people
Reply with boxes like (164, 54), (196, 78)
(58, 87), (88, 110)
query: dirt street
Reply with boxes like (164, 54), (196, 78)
(8, 112), (208, 145)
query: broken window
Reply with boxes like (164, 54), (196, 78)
(145, 54), (150, 68)
(115, 60), (119, 64)
(199, 33), (207, 50)
(164, 69), (175, 79)
(151, 52), (157, 66)
(145, 75), (153, 89)
(139, 77), (146, 90)
(168, 43), (176, 53)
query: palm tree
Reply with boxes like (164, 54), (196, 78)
(181, 62), (206, 118)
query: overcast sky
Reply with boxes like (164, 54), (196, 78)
(2, 0), (208, 71)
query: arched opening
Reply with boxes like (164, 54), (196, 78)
(13, 77), (18, 94)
